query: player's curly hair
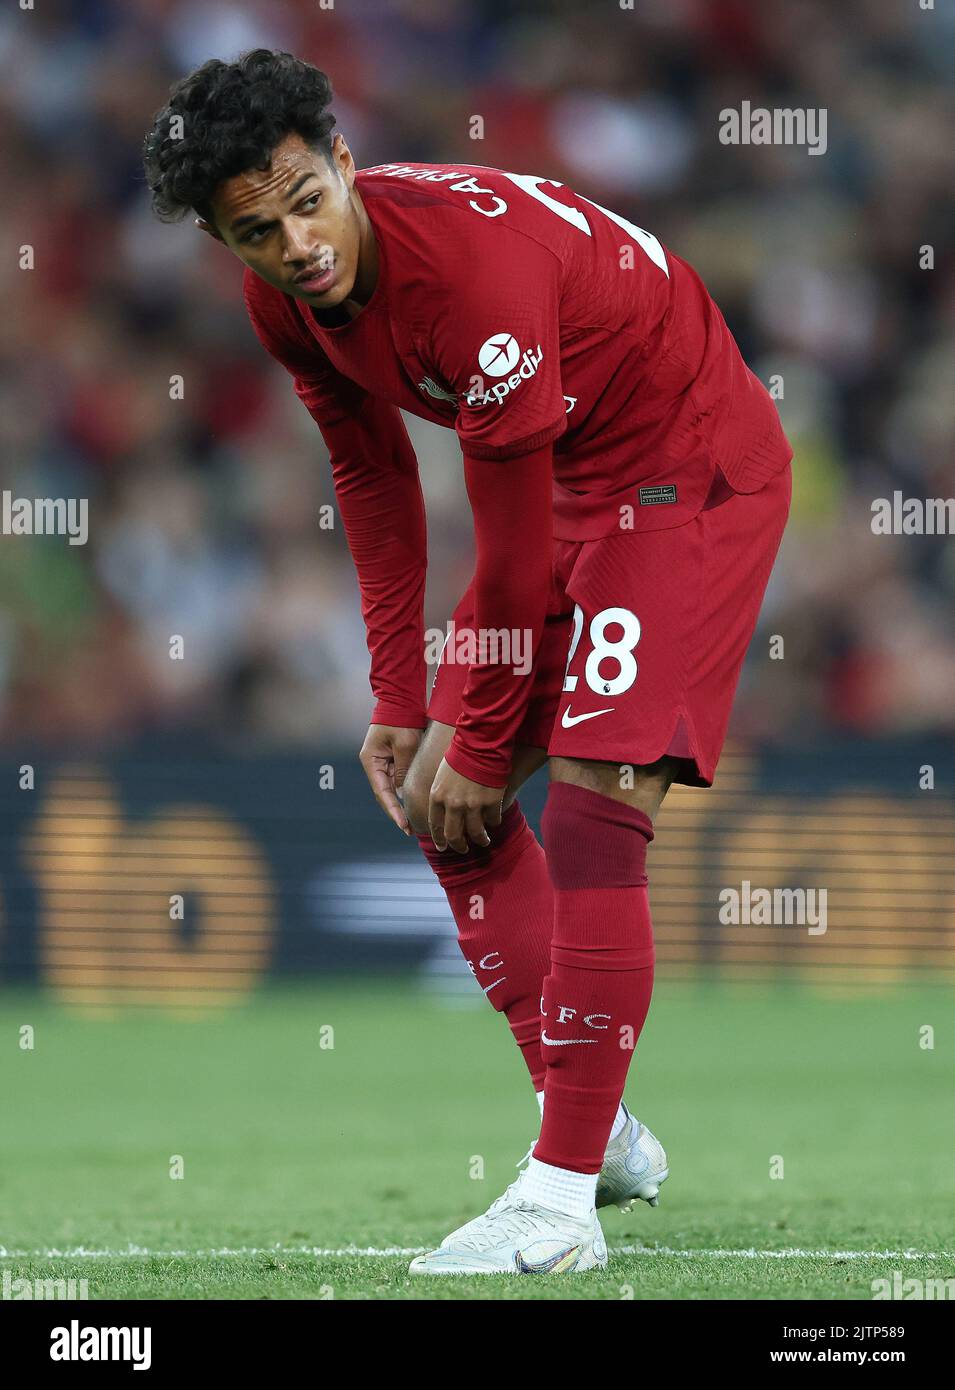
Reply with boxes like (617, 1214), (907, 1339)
(143, 49), (337, 225)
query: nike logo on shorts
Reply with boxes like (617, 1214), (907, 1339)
(560, 706), (614, 728)
(541, 1031), (596, 1046)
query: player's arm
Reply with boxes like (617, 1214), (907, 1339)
(243, 273), (428, 831)
(428, 440), (553, 851)
(423, 227), (567, 850)
(319, 396), (428, 732)
(319, 398), (429, 834)
(445, 440), (554, 787)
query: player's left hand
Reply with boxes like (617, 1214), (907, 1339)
(428, 758), (504, 854)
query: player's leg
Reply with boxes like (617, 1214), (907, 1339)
(403, 570), (572, 1093)
(402, 722), (552, 1089)
(404, 718), (650, 1185)
(548, 751), (676, 817)
(413, 467), (791, 1273)
(525, 463), (793, 1221)
(401, 719), (548, 828)
(526, 753), (676, 1217)
(410, 754), (675, 1276)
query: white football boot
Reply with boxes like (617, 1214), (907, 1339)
(595, 1103), (669, 1212)
(432, 1103), (668, 1258)
(409, 1183), (607, 1275)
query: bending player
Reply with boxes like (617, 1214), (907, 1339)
(145, 50), (792, 1276)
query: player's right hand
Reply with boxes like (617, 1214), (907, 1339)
(359, 724), (423, 836)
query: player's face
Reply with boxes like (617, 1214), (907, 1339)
(206, 131), (363, 306)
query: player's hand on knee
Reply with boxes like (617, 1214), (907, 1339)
(428, 758), (503, 854)
(359, 724), (423, 836)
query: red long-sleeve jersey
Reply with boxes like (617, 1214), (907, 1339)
(243, 162), (791, 786)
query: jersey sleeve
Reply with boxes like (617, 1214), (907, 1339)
(426, 227), (568, 461)
(243, 270), (429, 729)
(443, 441), (555, 788)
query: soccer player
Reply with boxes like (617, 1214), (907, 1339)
(144, 50), (792, 1276)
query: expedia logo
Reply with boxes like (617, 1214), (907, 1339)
(478, 333), (522, 377)
(465, 341), (544, 408)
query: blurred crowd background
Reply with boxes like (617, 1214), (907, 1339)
(3, 0), (955, 754)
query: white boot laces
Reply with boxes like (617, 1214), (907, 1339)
(453, 1197), (556, 1253)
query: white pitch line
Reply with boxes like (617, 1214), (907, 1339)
(614, 1246), (955, 1260)
(0, 1245), (949, 1261)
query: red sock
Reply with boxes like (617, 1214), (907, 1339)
(418, 802), (552, 1089)
(534, 782), (655, 1174)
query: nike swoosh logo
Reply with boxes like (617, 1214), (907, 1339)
(516, 1243), (582, 1274)
(560, 706), (614, 728)
(541, 1031), (596, 1046)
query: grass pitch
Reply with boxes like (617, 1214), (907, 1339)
(1, 978), (953, 1300)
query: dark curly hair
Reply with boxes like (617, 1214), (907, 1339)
(143, 49), (337, 225)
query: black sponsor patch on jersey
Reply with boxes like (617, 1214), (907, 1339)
(639, 485), (678, 506)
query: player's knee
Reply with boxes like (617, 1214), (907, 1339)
(405, 738), (541, 841)
(549, 754), (679, 821)
(401, 724), (456, 837)
(401, 769), (432, 837)
(542, 779), (654, 889)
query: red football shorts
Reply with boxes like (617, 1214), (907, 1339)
(428, 461), (792, 786)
